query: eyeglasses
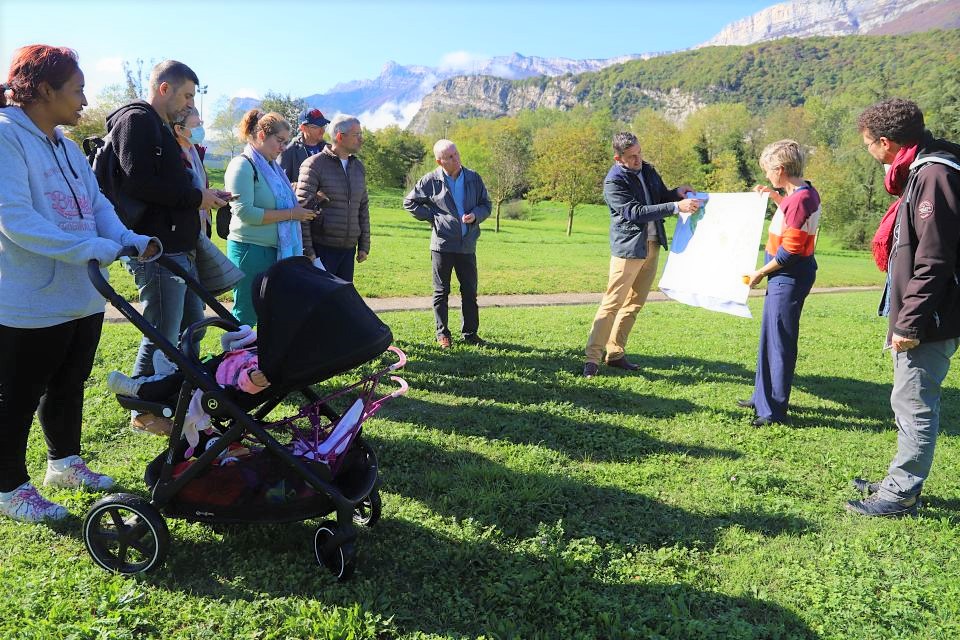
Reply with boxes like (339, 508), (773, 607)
(865, 138), (879, 149)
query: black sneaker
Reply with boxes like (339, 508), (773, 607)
(845, 492), (919, 518)
(583, 362), (599, 378)
(462, 335), (486, 346)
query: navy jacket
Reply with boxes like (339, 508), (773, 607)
(603, 162), (681, 259)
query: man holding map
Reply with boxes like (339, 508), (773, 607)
(583, 132), (702, 378)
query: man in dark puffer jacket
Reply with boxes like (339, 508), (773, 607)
(296, 114), (369, 281)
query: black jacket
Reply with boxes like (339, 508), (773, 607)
(279, 133), (327, 184)
(106, 101), (201, 252)
(603, 162), (681, 259)
(886, 131), (960, 342)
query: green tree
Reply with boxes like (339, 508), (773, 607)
(209, 96), (244, 157)
(259, 91), (306, 130)
(64, 84), (127, 145)
(359, 126), (427, 188)
(631, 109), (701, 189)
(530, 121), (608, 236)
(483, 120), (531, 232)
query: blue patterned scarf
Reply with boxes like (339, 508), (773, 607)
(245, 144), (303, 260)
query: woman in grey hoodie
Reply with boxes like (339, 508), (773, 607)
(0, 45), (160, 523)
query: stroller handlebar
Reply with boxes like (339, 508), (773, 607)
(386, 346), (407, 371)
(389, 376), (409, 398)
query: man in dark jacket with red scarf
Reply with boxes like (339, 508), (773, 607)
(848, 98), (960, 517)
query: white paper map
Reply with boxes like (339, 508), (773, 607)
(658, 192), (768, 318)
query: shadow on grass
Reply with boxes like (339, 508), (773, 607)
(122, 514), (817, 639)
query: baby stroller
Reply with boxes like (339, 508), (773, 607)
(83, 253), (407, 580)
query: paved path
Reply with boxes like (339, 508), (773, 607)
(103, 286), (882, 323)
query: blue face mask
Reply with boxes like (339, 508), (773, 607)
(188, 126), (205, 146)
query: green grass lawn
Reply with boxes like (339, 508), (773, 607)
(105, 181), (882, 302)
(4, 292), (960, 639)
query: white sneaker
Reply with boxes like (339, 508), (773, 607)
(0, 482), (69, 522)
(107, 371), (142, 397)
(152, 349), (177, 376)
(44, 455), (115, 490)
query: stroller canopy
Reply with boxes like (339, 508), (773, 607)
(253, 257), (393, 387)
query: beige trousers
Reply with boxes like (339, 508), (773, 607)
(584, 241), (661, 364)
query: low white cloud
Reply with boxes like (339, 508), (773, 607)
(352, 100), (423, 130)
(94, 57), (124, 73)
(233, 87), (260, 99)
(438, 51), (490, 73)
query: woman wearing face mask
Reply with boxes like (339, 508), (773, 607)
(0, 45), (160, 523)
(172, 106), (210, 236)
(224, 109), (316, 325)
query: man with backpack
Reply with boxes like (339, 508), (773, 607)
(106, 60), (230, 435)
(847, 99), (960, 517)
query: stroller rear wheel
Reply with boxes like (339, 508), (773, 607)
(314, 520), (356, 580)
(83, 494), (169, 574)
(353, 489), (381, 528)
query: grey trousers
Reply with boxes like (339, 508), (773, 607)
(878, 337), (960, 501)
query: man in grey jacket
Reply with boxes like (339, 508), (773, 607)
(296, 114), (369, 281)
(404, 139), (492, 348)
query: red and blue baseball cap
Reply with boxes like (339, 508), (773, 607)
(301, 108), (330, 127)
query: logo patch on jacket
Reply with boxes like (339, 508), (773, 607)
(918, 200), (934, 219)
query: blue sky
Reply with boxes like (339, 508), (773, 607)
(1, 0), (775, 109)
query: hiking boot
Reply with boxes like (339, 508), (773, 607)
(851, 477), (881, 495)
(0, 482), (68, 523)
(583, 362), (599, 378)
(44, 455), (115, 490)
(606, 357), (639, 371)
(462, 334), (486, 346)
(130, 413), (173, 436)
(845, 492), (919, 518)
(437, 335), (451, 349)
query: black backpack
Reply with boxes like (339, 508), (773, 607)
(82, 103), (162, 230)
(216, 154), (257, 240)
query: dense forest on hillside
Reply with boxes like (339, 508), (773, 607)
(519, 30), (960, 122)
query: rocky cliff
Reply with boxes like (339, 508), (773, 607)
(701, 0), (960, 45)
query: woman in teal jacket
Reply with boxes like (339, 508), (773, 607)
(224, 109), (315, 325)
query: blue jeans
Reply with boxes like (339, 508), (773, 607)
(878, 337), (960, 501)
(126, 253), (205, 377)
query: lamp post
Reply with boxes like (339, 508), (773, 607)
(197, 84), (208, 119)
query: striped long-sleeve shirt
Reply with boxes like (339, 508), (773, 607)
(765, 184), (821, 266)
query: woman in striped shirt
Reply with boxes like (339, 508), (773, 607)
(741, 140), (821, 426)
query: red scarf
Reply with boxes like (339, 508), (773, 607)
(872, 143), (918, 271)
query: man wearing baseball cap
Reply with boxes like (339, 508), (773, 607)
(279, 108), (330, 184)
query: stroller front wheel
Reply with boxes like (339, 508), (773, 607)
(314, 521), (356, 580)
(83, 493), (169, 574)
(352, 489), (381, 528)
